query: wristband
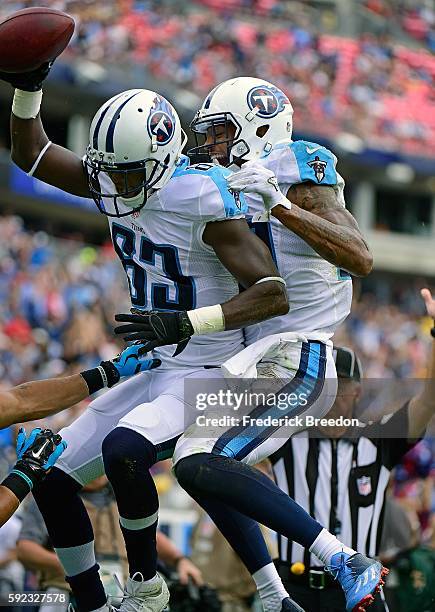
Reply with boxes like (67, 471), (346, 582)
(100, 360), (121, 387)
(12, 88), (43, 119)
(80, 361), (121, 394)
(80, 366), (106, 395)
(187, 304), (225, 335)
(1, 470), (33, 503)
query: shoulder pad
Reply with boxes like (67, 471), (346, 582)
(159, 162), (247, 220)
(184, 163), (247, 218)
(289, 140), (338, 186)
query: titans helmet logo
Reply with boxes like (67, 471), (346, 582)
(247, 85), (290, 119)
(307, 156), (327, 183)
(148, 96), (176, 145)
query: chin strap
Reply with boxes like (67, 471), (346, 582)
(119, 188), (145, 209)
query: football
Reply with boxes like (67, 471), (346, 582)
(0, 7), (75, 73)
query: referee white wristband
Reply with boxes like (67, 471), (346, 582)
(187, 305), (225, 335)
(12, 89), (43, 120)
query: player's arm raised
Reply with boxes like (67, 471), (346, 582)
(227, 161), (373, 277)
(407, 288), (435, 439)
(2, 64), (90, 196)
(114, 220), (288, 354)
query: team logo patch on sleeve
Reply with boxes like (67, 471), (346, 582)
(307, 155), (328, 183)
(228, 188), (242, 209)
(147, 95), (176, 145)
(247, 85), (290, 118)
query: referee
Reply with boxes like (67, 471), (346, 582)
(270, 288), (435, 612)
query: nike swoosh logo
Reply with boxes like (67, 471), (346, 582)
(306, 146), (322, 154)
(31, 439), (50, 460)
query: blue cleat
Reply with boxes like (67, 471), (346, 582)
(326, 552), (389, 611)
(280, 596), (306, 611)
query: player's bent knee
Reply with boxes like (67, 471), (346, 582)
(102, 426), (157, 479)
(174, 453), (215, 494)
(174, 455), (200, 491)
(33, 466), (83, 509)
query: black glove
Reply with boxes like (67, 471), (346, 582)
(114, 309), (194, 357)
(0, 61), (53, 92)
(14, 427), (67, 484)
(1, 428), (67, 502)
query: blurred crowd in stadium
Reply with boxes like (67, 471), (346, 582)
(0, 214), (432, 387)
(1, 0), (434, 158)
(0, 213), (433, 609)
(0, 0), (433, 609)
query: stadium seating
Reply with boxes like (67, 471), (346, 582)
(0, 0), (433, 157)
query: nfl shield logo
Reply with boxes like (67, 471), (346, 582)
(356, 476), (372, 496)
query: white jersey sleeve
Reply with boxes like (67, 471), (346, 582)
(244, 140), (352, 342)
(153, 159), (248, 221)
(265, 140), (346, 207)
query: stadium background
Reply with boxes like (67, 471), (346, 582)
(0, 0), (433, 609)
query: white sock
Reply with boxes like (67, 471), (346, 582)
(128, 572), (161, 587)
(309, 528), (356, 566)
(142, 573), (160, 586)
(252, 562), (289, 612)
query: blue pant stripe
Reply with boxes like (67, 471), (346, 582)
(211, 342), (312, 458)
(212, 342), (326, 460)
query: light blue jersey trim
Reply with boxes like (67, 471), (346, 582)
(176, 161), (248, 218)
(291, 140), (338, 186)
(171, 154), (190, 178)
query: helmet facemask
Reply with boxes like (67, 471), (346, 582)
(84, 150), (170, 218)
(188, 112), (249, 167)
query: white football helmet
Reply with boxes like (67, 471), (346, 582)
(85, 89), (187, 217)
(190, 77), (294, 166)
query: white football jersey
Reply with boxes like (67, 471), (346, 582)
(101, 157), (247, 368)
(244, 140), (352, 344)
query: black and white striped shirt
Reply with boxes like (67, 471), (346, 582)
(270, 403), (412, 567)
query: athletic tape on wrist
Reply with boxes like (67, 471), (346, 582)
(187, 304), (225, 335)
(12, 89), (43, 120)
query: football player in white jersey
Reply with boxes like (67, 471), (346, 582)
(118, 78), (385, 612)
(2, 62), (301, 612)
